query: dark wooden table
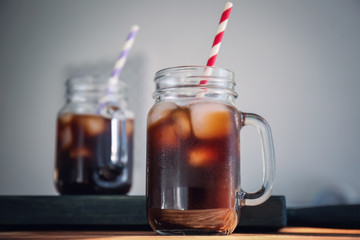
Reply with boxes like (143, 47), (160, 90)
(1, 227), (360, 239)
(1, 196), (359, 239)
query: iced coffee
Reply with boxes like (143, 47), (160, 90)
(55, 113), (134, 194)
(54, 75), (134, 195)
(147, 100), (240, 234)
(146, 66), (275, 235)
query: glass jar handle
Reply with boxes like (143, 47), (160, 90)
(240, 112), (275, 206)
(98, 98), (128, 171)
(109, 110), (128, 169)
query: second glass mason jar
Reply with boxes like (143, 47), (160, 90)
(54, 75), (134, 194)
(146, 66), (275, 235)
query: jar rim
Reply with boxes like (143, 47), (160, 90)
(155, 65), (235, 81)
(153, 65), (237, 99)
(66, 75), (126, 93)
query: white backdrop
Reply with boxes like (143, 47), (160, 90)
(0, 0), (359, 207)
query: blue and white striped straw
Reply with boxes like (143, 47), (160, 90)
(108, 25), (140, 85)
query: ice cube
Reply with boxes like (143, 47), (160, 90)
(80, 115), (106, 136)
(60, 126), (72, 149)
(150, 109), (191, 149)
(59, 113), (73, 125)
(152, 124), (178, 148)
(148, 102), (177, 127)
(126, 119), (134, 137)
(188, 147), (218, 167)
(190, 102), (233, 139)
(70, 147), (91, 159)
(172, 110), (191, 139)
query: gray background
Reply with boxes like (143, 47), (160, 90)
(0, 0), (359, 207)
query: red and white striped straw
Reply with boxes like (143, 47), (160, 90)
(200, 1), (233, 84)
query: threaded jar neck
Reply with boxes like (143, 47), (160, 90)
(153, 66), (237, 103)
(66, 75), (126, 104)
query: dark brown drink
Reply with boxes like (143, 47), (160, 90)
(146, 101), (241, 234)
(147, 66), (276, 235)
(55, 113), (134, 194)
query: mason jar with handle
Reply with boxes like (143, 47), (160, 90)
(54, 75), (134, 194)
(146, 66), (275, 235)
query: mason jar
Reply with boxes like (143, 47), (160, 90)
(146, 66), (275, 235)
(54, 75), (134, 194)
